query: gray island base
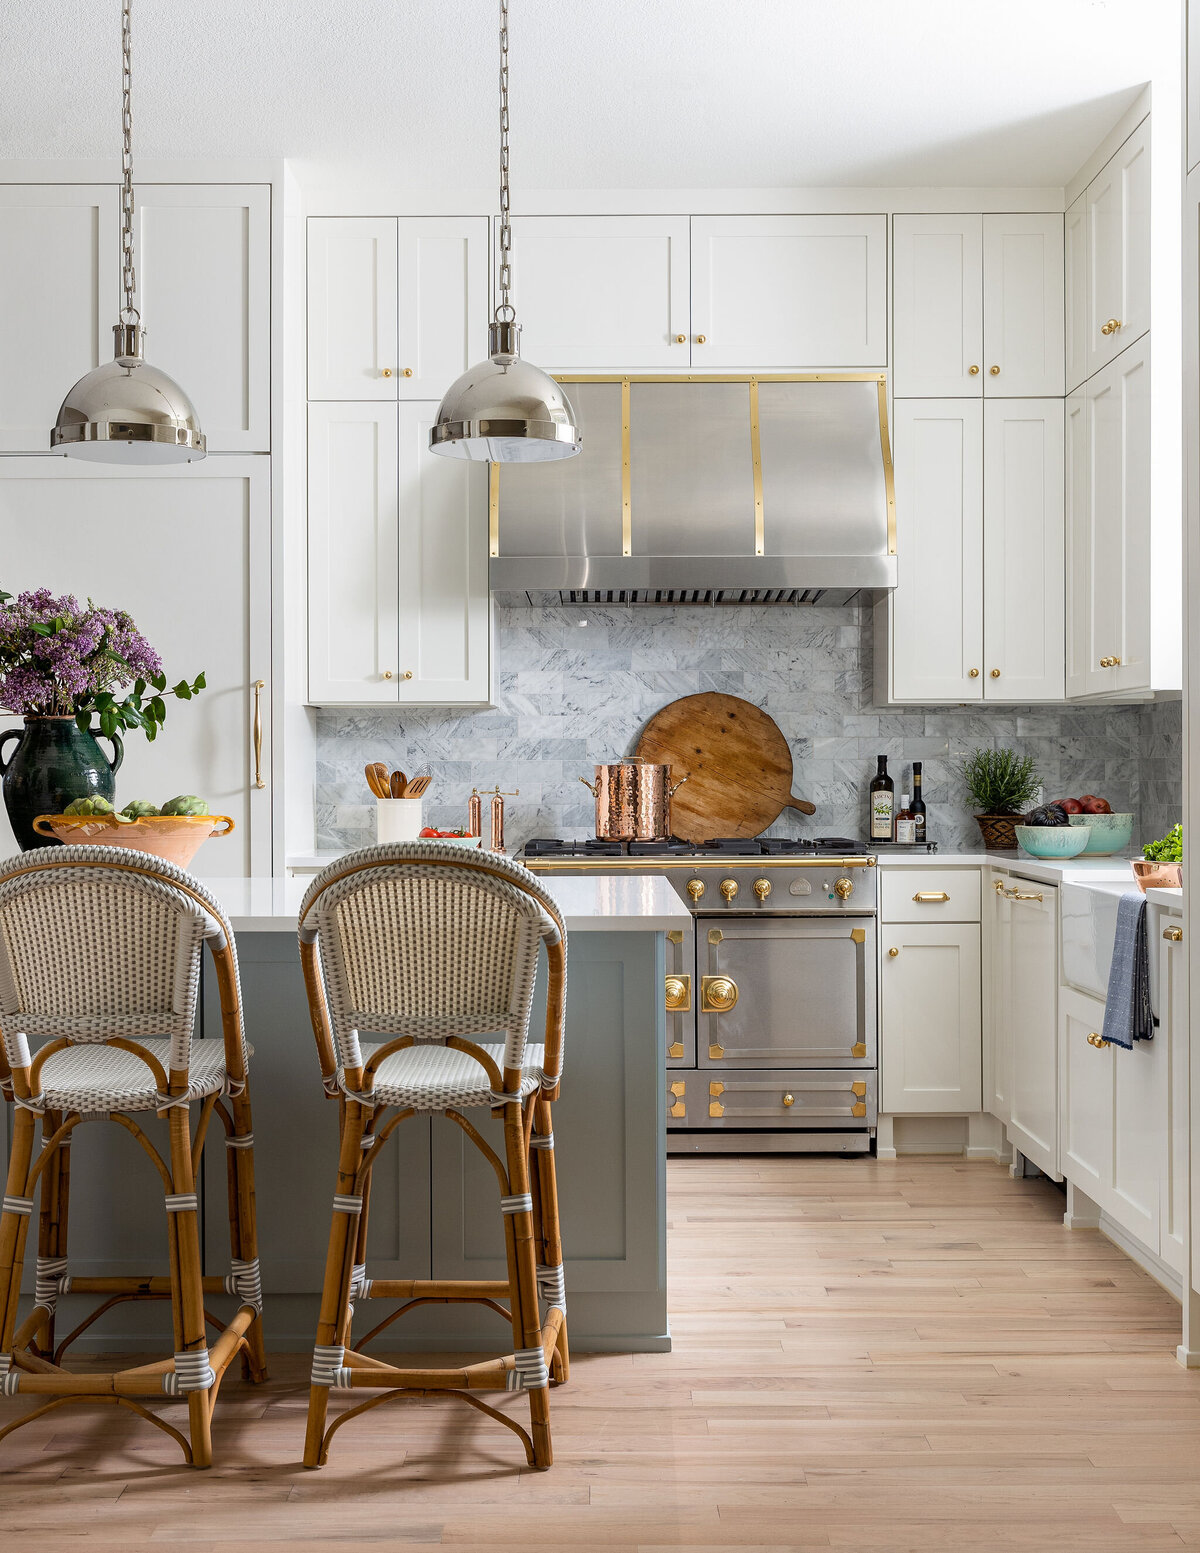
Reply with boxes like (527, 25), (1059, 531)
(10, 874), (687, 1356)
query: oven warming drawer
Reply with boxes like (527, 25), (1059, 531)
(668, 1068), (877, 1130)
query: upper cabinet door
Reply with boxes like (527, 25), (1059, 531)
(0, 186), (118, 452)
(307, 402), (400, 704)
(1087, 118), (1150, 376)
(691, 214), (887, 368)
(506, 216), (689, 371)
(396, 218), (488, 399)
(395, 405), (491, 705)
(889, 400), (984, 702)
(308, 217), (398, 400)
(1064, 389), (1090, 699)
(1064, 194), (1088, 393)
(981, 400), (1065, 701)
(982, 214), (1064, 396)
(137, 185), (271, 452)
(891, 214), (983, 397)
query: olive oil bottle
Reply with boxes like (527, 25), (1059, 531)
(869, 755), (894, 841)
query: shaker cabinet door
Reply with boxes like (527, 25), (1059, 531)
(1087, 117), (1150, 377)
(1064, 389), (1090, 698)
(1064, 193), (1088, 393)
(308, 217), (399, 400)
(982, 213), (1064, 396)
(880, 923), (982, 1115)
(891, 213), (983, 397)
(396, 217), (488, 399)
(0, 185), (119, 451)
(1004, 886), (1061, 1180)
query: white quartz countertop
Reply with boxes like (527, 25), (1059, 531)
(195, 872), (691, 934)
(875, 850), (1146, 886)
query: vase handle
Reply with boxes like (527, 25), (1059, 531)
(96, 730), (124, 776)
(0, 728), (22, 777)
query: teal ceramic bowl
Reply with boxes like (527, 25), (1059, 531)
(1067, 812), (1134, 855)
(1014, 824), (1092, 859)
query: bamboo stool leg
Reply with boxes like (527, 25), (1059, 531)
(226, 1086), (268, 1384)
(0, 1065), (40, 1366)
(504, 1104), (552, 1470)
(32, 1111), (68, 1358)
(532, 1096), (568, 1384)
(304, 1096), (371, 1469)
(165, 1102), (214, 1470)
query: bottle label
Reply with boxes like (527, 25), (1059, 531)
(871, 794), (894, 838)
(896, 817), (916, 845)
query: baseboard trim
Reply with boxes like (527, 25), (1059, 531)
(1097, 1213), (1184, 1303)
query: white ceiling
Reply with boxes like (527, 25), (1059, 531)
(0, 0), (1178, 189)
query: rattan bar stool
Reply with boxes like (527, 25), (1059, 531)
(299, 841), (569, 1470)
(0, 846), (266, 1467)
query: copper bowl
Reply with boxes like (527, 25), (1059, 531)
(1130, 860), (1183, 893)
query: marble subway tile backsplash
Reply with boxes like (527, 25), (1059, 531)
(315, 600), (1182, 856)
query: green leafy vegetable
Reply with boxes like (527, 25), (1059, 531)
(1143, 823), (1183, 863)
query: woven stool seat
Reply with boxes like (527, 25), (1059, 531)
(360, 1040), (544, 1111)
(36, 1038), (254, 1115)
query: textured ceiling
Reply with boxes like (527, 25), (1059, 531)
(0, 0), (1177, 189)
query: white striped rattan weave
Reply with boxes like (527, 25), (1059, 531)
(35, 1037), (245, 1114)
(359, 1039), (545, 1111)
(0, 845), (248, 1087)
(300, 844), (565, 1079)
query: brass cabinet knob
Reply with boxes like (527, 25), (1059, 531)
(968, 364), (980, 375)
(888, 946), (900, 957)
(403, 670), (413, 681)
(701, 975), (739, 1013)
(719, 877), (739, 902)
(834, 877), (854, 900)
(381, 368), (394, 378)
(968, 668), (979, 678)
(695, 334), (707, 344)
(753, 877), (772, 902)
(1164, 925), (1184, 942)
(1087, 1032), (1110, 1049)
(664, 974), (691, 1013)
(989, 365), (1000, 375)
(383, 670), (394, 680)
(1111, 656), (1121, 667)
(782, 1092), (795, 1107)
(402, 367), (413, 377)
(1101, 318), (1122, 336)
(674, 333), (686, 343)
(990, 668), (1000, 678)
(686, 878), (706, 902)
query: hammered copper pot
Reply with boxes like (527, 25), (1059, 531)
(580, 757), (689, 841)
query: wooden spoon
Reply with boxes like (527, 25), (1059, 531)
(404, 775), (431, 798)
(390, 770), (408, 798)
(365, 763), (391, 800)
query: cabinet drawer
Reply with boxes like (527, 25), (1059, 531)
(880, 869), (981, 923)
(671, 1069), (876, 1129)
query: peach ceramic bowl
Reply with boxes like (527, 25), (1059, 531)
(33, 812), (235, 870)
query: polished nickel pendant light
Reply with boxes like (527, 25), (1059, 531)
(429, 0), (580, 463)
(51, 0), (205, 463)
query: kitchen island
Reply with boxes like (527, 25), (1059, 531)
(17, 872), (688, 1355)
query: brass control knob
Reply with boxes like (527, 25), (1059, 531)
(834, 876), (854, 901)
(753, 877), (772, 902)
(782, 1092), (795, 1108)
(720, 878), (739, 903)
(686, 878), (706, 903)
(701, 975), (739, 1013)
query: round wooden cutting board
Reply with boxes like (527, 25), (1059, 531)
(635, 692), (816, 842)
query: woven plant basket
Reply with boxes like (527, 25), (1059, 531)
(975, 813), (1020, 851)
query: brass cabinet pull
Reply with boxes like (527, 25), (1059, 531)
(912, 891), (950, 903)
(968, 667), (980, 678)
(252, 678), (266, 789)
(668, 1080), (686, 1119)
(888, 947), (900, 957)
(402, 367), (413, 377)
(990, 668), (1001, 678)
(1101, 318), (1122, 336)
(674, 333), (686, 343)
(968, 364), (980, 375)
(383, 670), (394, 680)
(403, 670), (414, 681)
(1087, 1032), (1110, 1049)
(708, 1080), (725, 1118)
(995, 879), (1005, 894)
(665, 974), (691, 1013)
(999, 884), (1042, 902)
(1164, 925), (1184, 942)
(381, 367), (393, 378)
(695, 334), (707, 344)
(701, 975), (739, 1013)
(989, 365), (1000, 375)
(782, 1092), (795, 1107)
(1100, 656), (1123, 669)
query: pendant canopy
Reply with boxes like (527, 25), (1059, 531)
(430, 321), (581, 463)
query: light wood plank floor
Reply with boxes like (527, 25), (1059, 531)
(2, 1155), (1200, 1551)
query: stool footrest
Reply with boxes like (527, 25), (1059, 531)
(359, 1278), (510, 1301)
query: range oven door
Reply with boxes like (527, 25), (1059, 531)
(699, 916), (877, 1068)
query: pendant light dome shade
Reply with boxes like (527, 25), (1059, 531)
(51, 323), (206, 464)
(430, 321), (580, 463)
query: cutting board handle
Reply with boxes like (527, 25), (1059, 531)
(785, 793), (816, 817)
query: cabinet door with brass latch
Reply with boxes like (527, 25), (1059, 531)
(880, 922), (981, 1114)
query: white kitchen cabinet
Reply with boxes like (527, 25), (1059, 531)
(995, 879), (1061, 1179)
(0, 185), (119, 451)
(691, 214), (887, 368)
(1065, 193), (1088, 393)
(507, 216), (688, 371)
(1064, 388), (1090, 698)
(983, 873), (1011, 1125)
(307, 402), (490, 706)
(1086, 117), (1150, 377)
(880, 923), (981, 1115)
(1059, 987), (1113, 1202)
(308, 216), (487, 400)
(0, 457), (271, 875)
(981, 400), (1065, 700)
(887, 400), (1063, 703)
(1159, 914), (1188, 1276)
(889, 400), (983, 701)
(891, 213), (1062, 397)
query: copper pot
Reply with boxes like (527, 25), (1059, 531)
(580, 757), (689, 841)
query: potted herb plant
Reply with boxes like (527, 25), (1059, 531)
(957, 747), (1042, 851)
(0, 587), (204, 851)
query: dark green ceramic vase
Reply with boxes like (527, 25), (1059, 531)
(0, 717), (124, 851)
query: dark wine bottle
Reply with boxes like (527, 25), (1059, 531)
(910, 761), (927, 845)
(869, 755), (894, 842)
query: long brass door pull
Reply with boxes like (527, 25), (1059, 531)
(252, 679), (267, 789)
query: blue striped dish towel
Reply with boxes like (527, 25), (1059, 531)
(1101, 891), (1159, 1050)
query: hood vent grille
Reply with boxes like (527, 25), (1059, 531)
(567, 588), (831, 606)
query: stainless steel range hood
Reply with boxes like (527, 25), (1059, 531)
(489, 373), (896, 606)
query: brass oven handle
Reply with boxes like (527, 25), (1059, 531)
(665, 974), (691, 1013)
(912, 891), (949, 903)
(252, 679), (266, 789)
(701, 975), (739, 1013)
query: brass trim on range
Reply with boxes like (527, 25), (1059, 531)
(850, 927), (866, 945)
(667, 929), (685, 945)
(708, 927), (723, 945)
(852, 1101), (867, 1117)
(875, 377), (897, 556)
(708, 1041), (725, 1061)
(668, 1080), (686, 1119)
(667, 1040), (685, 1060)
(851, 1081), (867, 1097)
(526, 855), (877, 874)
(851, 1042), (867, 1059)
(488, 464), (500, 557)
(665, 973), (692, 1013)
(708, 1080), (725, 1118)
(701, 975), (739, 1013)
(621, 376), (632, 557)
(749, 376), (764, 555)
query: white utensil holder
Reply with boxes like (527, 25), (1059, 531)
(376, 797), (423, 843)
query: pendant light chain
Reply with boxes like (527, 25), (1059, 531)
(120, 0), (138, 322)
(496, 0), (515, 324)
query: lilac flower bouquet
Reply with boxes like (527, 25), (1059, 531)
(0, 587), (204, 742)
